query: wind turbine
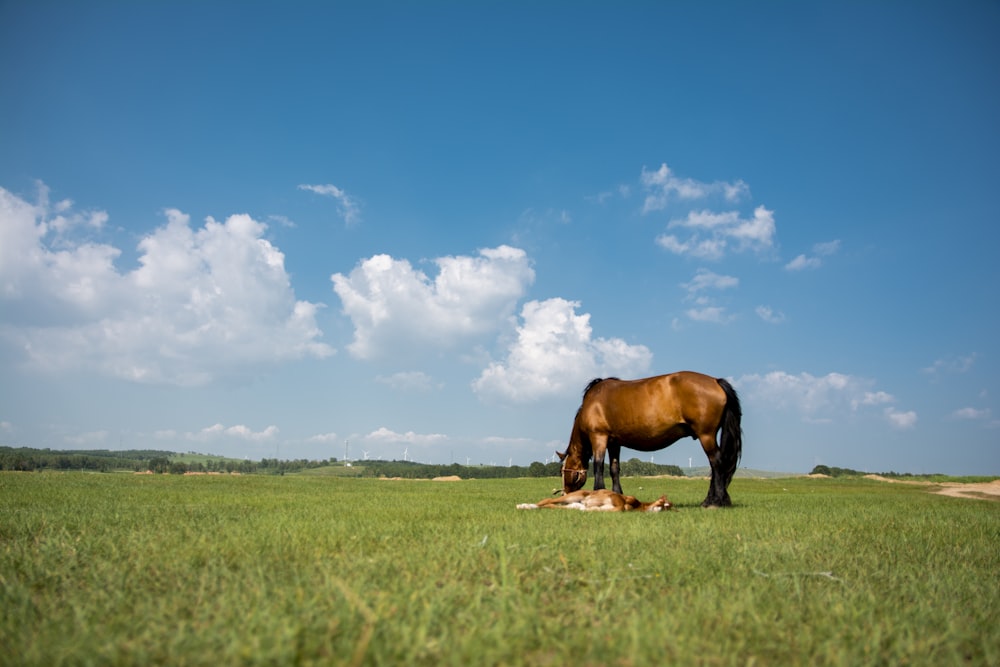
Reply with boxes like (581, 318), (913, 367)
(362, 450), (369, 461)
(403, 447), (409, 462)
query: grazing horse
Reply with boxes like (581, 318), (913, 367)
(558, 371), (742, 508)
(517, 489), (672, 512)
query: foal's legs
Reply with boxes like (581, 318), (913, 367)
(698, 432), (731, 507)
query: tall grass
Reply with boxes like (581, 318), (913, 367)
(1, 473), (997, 666)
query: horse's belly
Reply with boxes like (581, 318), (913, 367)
(618, 424), (692, 450)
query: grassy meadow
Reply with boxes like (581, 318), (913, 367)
(1, 472), (997, 666)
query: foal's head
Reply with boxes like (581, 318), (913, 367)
(557, 450), (588, 494)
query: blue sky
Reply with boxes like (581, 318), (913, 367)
(1, 2), (998, 474)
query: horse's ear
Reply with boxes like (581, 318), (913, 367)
(556, 451), (567, 462)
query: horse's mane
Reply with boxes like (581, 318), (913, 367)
(582, 377), (617, 398)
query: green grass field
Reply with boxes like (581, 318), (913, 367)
(1, 473), (997, 666)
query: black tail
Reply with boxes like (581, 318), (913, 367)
(716, 378), (743, 490)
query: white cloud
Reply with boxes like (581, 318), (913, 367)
(268, 214), (296, 228)
(785, 254), (821, 271)
(221, 424), (280, 441)
(472, 297), (652, 403)
(813, 240), (841, 256)
(363, 427), (448, 445)
(680, 270), (738, 324)
(154, 423), (279, 444)
(738, 370), (914, 427)
(686, 306), (732, 323)
(656, 206), (775, 259)
(951, 407), (991, 420)
(298, 183), (362, 227)
(923, 354), (976, 375)
(755, 305), (785, 324)
(682, 268), (739, 293)
(854, 391), (895, 408)
(884, 408), (917, 429)
(64, 430), (109, 446)
(332, 245), (534, 359)
(655, 234), (727, 260)
(640, 163), (748, 213)
(375, 371), (438, 392)
(306, 432), (340, 444)
(786, 240), (840, 271)
(26, 181), (110, 245)
(0, 185), (333, 385)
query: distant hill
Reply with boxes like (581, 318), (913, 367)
(679, 466), (800, 479)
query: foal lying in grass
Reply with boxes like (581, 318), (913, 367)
(516, 488), (672, 512)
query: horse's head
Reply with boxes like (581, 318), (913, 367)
(557, 450), (588, 494)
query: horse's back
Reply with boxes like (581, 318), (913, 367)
(579, 371), (727, 439)
(587, 371), (720, 397)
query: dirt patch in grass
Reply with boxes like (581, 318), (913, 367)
(378, 476), (463, 481)
(863, 474), (1000, 501)
(932, 480), (1000, 501)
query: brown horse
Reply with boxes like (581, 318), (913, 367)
(557, 371), (742, 508)
(516, 489), (672, 512)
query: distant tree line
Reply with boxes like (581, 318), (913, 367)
(810, 465), (947, 480)
(352, 458), (683, 480)
(146, 457), (260, 475)
(0, 447), (174, 472)
(0, 446), (685, 479)
(258, 458), (339, 475)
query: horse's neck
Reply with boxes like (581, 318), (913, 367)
(569, 418), (592, 463)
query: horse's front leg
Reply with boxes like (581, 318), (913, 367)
(608, 441), (623, 494)
(591, 434), (609, 490)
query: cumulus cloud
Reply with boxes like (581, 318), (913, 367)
(298, 183), (362, 227)
(737, 370), (915, 428)
(363, 427), (448, 445)
(331, 245), (534, 359)
(640, 163), (748, 213)
(656, 206), (776, 260)
(155, 423), (280, 443)
(306, 432), (340, 444)
(220, 424), (280, 441)
(472, 297), (652, 403)
(0, 185), (333, 385)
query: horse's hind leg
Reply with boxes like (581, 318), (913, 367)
(608, 441), (623, 494)
(698, 432), (731, 508)
(591, 433), (609, 490)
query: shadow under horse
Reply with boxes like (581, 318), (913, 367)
(557, 371), (743, 508)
